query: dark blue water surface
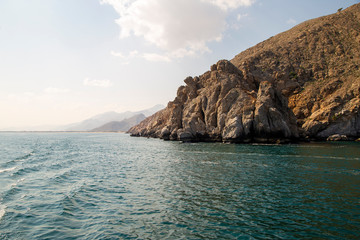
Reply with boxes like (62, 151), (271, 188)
(0, 132), (359, 239)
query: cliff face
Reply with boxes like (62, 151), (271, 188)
(129, 4), (360, 142)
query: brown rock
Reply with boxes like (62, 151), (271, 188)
(128, 3), (360, 142)
(327, 134), (348, 141)
(253, 81), (298, 140)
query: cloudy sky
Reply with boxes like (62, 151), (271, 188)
(0, 0), (357, 129)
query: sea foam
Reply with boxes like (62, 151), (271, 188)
(0, 167), (16, 174)
(0, 204), (5, 220)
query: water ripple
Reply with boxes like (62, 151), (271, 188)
(0, 167), (16, 174)
(0, 133), (359, 239)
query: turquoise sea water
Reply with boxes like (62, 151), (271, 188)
(0, 132), (359, 239)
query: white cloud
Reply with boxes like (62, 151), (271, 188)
(111, 50), (139, 58)
(206, 0), (255, 11)
(112, 50), (172, 62)
(110, 50), (126, 58)
(101, 0), (255, 60)
(83, 78), (113, 88)
(143, 53), (171, 62)
(237, 13), (249, 21)
(111, 50), (140, 64)
(286, 18), (297, 25)
(44, 87), (70, 94)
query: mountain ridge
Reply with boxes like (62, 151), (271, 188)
(90, 114), (146, 132)
(0, 104), (164, 132)
(64, 104), (164, 131)
(128, 4), (360, 142)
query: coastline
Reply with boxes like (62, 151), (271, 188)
(0, 131), (125, 133)
(129, 133), (360, 144)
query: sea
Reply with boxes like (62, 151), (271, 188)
(0, 132), (359, 239)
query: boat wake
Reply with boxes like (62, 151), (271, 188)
(0, 167), (16, 174)
(0, 203), (6, 221)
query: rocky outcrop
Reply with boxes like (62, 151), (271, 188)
(129, 4), (360, 142)
(327, 134), (348, 141)
(129, 59), (299, 143)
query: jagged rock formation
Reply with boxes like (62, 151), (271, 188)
(129, 4), (360, 142)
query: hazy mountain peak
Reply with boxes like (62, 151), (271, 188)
(63, 104), (164, 131)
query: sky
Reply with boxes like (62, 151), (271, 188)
(0, 0), (358, 130)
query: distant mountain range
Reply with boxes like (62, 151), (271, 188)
(63, 104), (164, 131)
(1, 104), (164, 131)
(90, 113), (146, 132)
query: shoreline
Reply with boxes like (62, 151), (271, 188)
(0, 131), (125, 133)
(130, 134), (360, 144)
(1, 131), (358, 143)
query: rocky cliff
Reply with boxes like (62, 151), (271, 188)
(129, 4), (360, 143)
